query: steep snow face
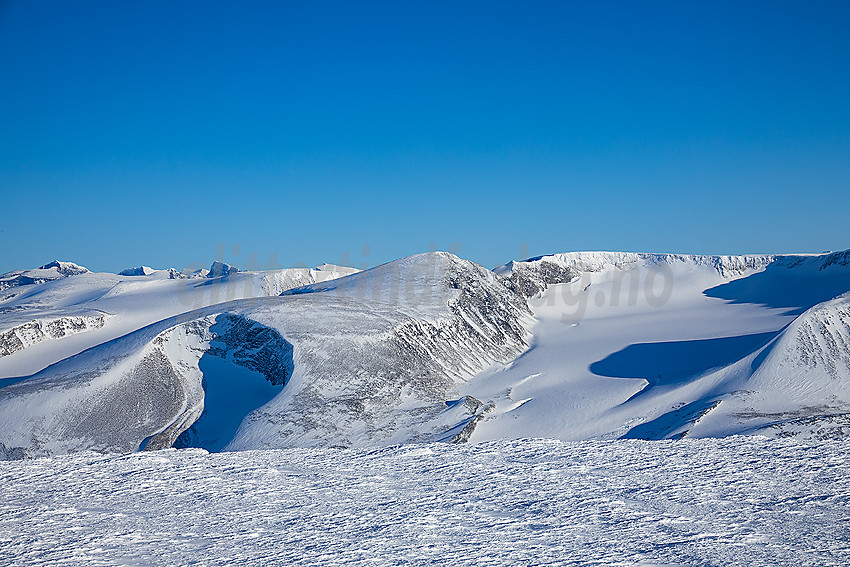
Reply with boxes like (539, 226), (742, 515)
(0, 253), (533, 457)
(704, 249), (850, 315)
(687, 293), (850, 440)
(261, 264), (360, 296)
(0, 307), (304, 458)
(0, 314), (214, 458)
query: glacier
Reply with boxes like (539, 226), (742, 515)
(2, 248), (850, 566)
(0, 249), (849, 458)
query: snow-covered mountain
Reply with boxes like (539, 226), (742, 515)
(472, 250), (850, 442)
(0, 260), (89, 294)
(1, 249), (849, 459)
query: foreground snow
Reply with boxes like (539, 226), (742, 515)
(1, 437), (848, 566)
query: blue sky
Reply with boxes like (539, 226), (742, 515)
(1, 1), (848, 274)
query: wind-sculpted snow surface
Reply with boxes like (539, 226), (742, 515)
(1, 437), (848, 566)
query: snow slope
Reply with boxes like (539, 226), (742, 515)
(0, 253), (532, 458)
(1, 437), (848, 566)
(0, 261), (358, 378)
(1, 249), (849, 458)
(0, 260), (90, 294)
(467, 250), (850, 442)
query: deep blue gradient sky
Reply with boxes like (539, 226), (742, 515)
(1, 1), (848, 274)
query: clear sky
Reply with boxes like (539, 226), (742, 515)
(1, 1), (848, 274)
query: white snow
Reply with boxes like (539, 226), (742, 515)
(1, 250), (849, 564)
(0, 437), (847, 566)
(0, 263), (359, 378)
(1, 249), (849, 457)
(467, 250), (850, 441)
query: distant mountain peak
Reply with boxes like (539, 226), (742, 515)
(118, 266), (156, 277)
(208, 261), (239, 278)
(37, 260), (90, 276)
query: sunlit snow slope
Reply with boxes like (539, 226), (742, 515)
(1, 249), (849, 458)
(0, 253), (532, 458)
(470, 251), (850, 441)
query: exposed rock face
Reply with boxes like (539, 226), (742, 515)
(38, 261), (90, 276)
(118, 266), (155, 276)
(208, 261), (238, 278)
(788, 296), (850, 379)
(205, 314), (294, 386)
(0, 314), (109, 357)
(816, 249), (850, 270)
(495, 252), (781, 297)
(499, 259), (577, 297)
(447, 396), (495, 443)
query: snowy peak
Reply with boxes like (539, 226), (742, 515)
(0, 251), (535, 457)
(38, 260), (90, 276)
(674, 292), (850, 441)
(208, 261), (239, 278)
(745, 292), (850, 396)
(1, 246), (849, 458)
(0, 260), (90, 293)
(282, 251), (516, 315)
(118, 266), (156, 276)
(286, 251), (473, 293)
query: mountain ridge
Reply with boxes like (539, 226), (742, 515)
(1, 248), (849, 459)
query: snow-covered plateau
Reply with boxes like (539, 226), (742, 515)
(2, 249), (850, 564)
(1, 437), (848, 566)
(2, 250), (850, 456)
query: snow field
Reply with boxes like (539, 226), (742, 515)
(1, 436), (848, 566)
